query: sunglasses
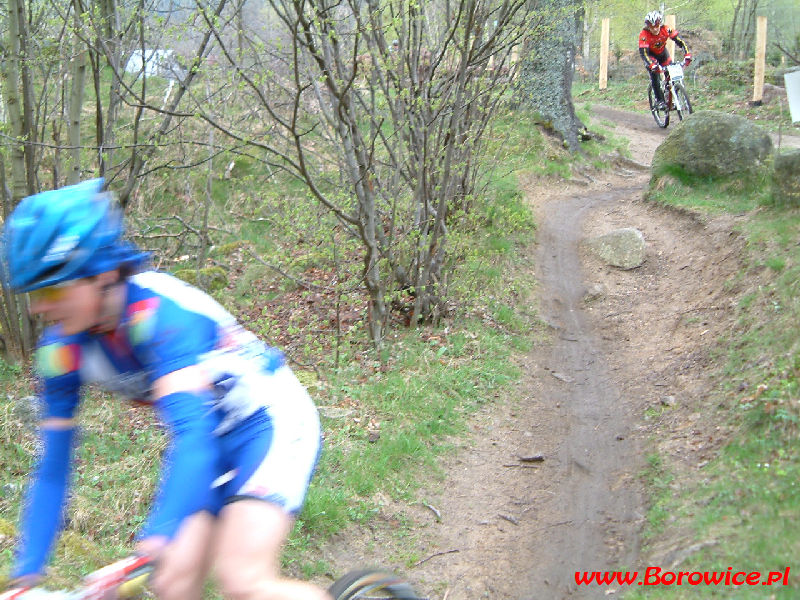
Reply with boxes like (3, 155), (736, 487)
(28, 282), (73, 303)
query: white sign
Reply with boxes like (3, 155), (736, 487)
(785, 69), (800, 123)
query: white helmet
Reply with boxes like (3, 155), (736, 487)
(645, 11), (663, 27)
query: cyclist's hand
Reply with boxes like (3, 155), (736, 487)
(134, 536), (168, 563)
(648, 61), (661, 73)
(683, 53), (692, 65)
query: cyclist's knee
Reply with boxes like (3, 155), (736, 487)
(215, 561), (264, 600)
(150, 565), (206, 600)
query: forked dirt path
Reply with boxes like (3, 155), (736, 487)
(318, 106), (786, 598)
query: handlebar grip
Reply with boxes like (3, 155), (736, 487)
(116, 573), (151, 599)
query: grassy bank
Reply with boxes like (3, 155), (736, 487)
(627, 171), (799, 597)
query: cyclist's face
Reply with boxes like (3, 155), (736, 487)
(28, 277), (105, 335)
(647, 23), (660, 33)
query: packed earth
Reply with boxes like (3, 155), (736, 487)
(315, 107), (800, 599)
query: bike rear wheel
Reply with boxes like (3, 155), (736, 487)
(674, 83), (693, 121)
(328, 569), (420, 599)
(648, 83), (669, 128)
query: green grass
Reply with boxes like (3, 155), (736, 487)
(646, 165), (774, 214)
(627, 191), (800, 598)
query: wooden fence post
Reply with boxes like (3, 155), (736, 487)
(599, 18), (609, 90)
(665, 14), (676, 58)
(752, 16), (768, 103)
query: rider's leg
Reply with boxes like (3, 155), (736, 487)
(213, 499), (332, 600)
(649, 70), (665, 102)
(647, 49), (668, 103)
(147, 512), (216, 600)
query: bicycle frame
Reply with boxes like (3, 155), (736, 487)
(2, 558), (420, 600)
(663, 63), (685, 112)
(0, 556), (153, 600)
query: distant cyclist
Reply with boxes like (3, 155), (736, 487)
(2, 179), (329, 600)
(638, 10), (692, 110)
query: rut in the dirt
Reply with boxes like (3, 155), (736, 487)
(521, 185), (645, 599)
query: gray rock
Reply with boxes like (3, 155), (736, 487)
(760, 83), (785, 105)
(772, 149), (800, 207)
(583, 228), (646, 270)
(652, 110), (772, 178)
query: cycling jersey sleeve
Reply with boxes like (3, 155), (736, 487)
(12, 333), (84, 577)
(138, 390), (222, 540)
(673, 33), (688, 53)
(34, 331), (83, 418)
(639, 47), (651, 67)
(12, 427), (78, 578)
(638, 29), (650, 49)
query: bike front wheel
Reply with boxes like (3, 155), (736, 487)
(674, 83), (693, 121)
(648, 83), (669, 128)
(328, 569), (420, 599)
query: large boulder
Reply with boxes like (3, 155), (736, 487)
(652, 110), (772, 178)
(772, 149), (800, 207)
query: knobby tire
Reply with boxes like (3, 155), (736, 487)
(648, 83), (669, 128)
(327, 569), (420, 600)
(674, 83), (693, 121)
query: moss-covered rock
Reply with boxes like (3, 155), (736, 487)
(652, 110), (772, 179)
(214, 240), (248, 257)
(771, 149), (800, 207)
(173, 266), (228, 292)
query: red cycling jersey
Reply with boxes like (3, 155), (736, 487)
(638, 26), (679, 55)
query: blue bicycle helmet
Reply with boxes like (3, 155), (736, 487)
(3, 178), (148, 292)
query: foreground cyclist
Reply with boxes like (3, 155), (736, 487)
(2, 179), (330, 600)
(638, 10), (692, 110)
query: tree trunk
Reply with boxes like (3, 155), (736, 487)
(516, 0), (584, 151)
(0, 0), (37, 361)
(68, 0), (88, 185)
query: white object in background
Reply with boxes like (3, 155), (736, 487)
(785, 69), (800, 123)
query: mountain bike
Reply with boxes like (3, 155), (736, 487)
(648, 60), (693, 128)
(0, 556), (421, 600)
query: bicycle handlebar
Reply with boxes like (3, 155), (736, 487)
(1, 556), (153, 600)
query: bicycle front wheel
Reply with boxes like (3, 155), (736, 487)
(674, 83), (693, 121)
(328, 569), (420, 599)
(648, 83), (669, 128)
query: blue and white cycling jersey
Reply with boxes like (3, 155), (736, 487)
(37, 271), (287, 434)
(15, 271), (321, 578)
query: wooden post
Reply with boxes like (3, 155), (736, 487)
(665, 14), (676, 58)
(752, 16), (768, 103)
(599, 18), (609, 90)
(510, 45), (519, 82)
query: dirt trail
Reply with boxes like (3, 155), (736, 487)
(319, 106), (759, 598)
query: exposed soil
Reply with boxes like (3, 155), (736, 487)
(316, 107), (800, 598)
